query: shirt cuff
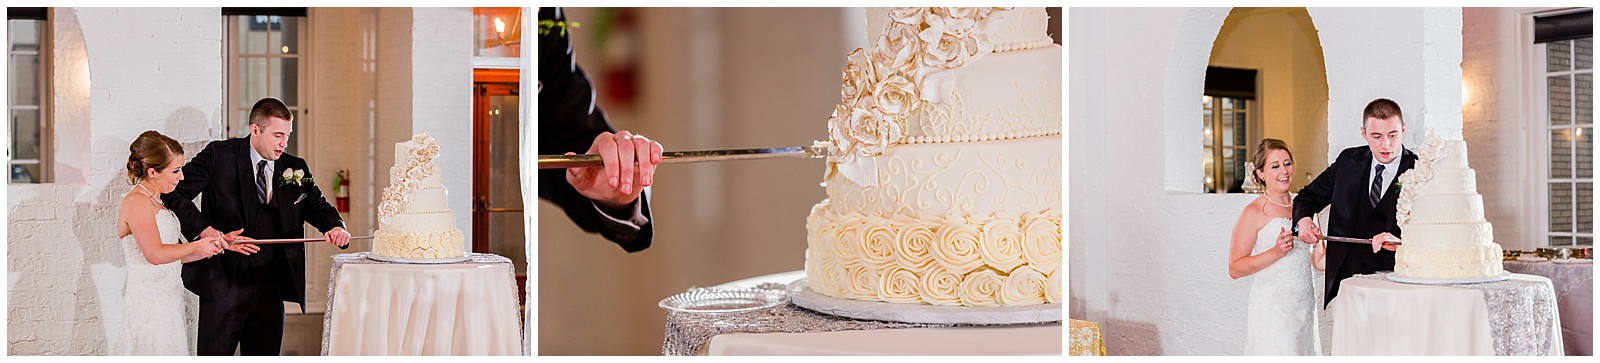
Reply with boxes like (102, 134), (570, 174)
(592, 197), (648, 228)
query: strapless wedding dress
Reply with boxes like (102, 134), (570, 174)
(1243, 217), (1320, 355)
(113, 209), (189, 355)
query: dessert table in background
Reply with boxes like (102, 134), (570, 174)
(1331, 273), (1562, 356)
(664, 270), (1062, 356)
(321, 253), (523, 355)
(1504, 260), (1593, 356)
(1068, 319), (1106, 356)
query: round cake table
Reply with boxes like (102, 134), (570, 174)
(321, 253), (523, 355)
(1331, 272), (1563, 356)
(1503, 259), (1593, 356)
(663, 270), (1061, 356)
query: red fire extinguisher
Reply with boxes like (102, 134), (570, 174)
(335, 170), (350, 213)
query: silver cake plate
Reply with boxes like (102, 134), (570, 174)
(786, 279), (1060, 325)
(361, 252), (472, 264)
(1384, 271), (1512, 285)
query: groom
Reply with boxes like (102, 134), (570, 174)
(1292, 98), (1416, 307)
(164, 97), (350, 355)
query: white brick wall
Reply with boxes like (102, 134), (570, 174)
(1462, 7), (1543, 251)
(409, 8), (475, 245)
(8, 8), (221, 355)
(1071, 7), (1464, 355)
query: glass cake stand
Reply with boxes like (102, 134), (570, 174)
(1384, 271), (1512, 285)
(363, 252), (472, 264)
(785, 279), (1061, 325)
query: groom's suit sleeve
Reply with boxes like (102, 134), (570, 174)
(294, 161), (348, 250)
(164, 140), (221, 241)
(536, 7), (654, 253)
(1293, 148), (1348, 227)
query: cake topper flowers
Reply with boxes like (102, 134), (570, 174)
(825, 7), (1011, 187)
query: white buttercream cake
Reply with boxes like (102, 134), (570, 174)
(371, 133), (466, 260)
(804, 7), (1062, 307)
(1393, 131), (1504, 279)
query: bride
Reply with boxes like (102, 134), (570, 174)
(1227, 138), (1324, 355)
(114, 131), (225, 355)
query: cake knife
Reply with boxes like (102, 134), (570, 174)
(537, 145), (830, 169)
(227, 235), (376, 245)
(1321, 236), (1402, 246)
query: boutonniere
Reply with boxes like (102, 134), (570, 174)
(280, 168), (312, 187)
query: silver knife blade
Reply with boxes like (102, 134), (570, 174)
(538, 145), (829, 169)
(1322, 235), (1402, 245)
(231, 235), (376, 245)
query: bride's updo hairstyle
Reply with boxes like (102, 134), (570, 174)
(126, 130), (184, 185)
(1246, 138), (1293, 193)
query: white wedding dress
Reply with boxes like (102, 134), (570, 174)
(113, 209), (189, 355)
(1244, 217), (1320, 355)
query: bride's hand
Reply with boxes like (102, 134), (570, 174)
(191, 236), (225, 259)
(1275, 227), (1296, 256)
(225, 236), (261, 255)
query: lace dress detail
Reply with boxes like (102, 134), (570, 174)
(113, 209), (189, 355)
(1244, 217), (1321, 355)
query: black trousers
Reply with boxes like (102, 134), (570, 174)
(195, 264), (289, 356)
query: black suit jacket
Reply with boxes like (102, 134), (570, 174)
(163, 137), (345, 308)
(1293, 145), (1417, 306)
(537, 7), (654, 252)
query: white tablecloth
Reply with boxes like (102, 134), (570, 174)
(684, 270), (1061, 356)
(1331, 273), (1562, 356)
(322, 253), (522, 355)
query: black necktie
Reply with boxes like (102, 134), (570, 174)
(1370, 164), (1385, 208)
(256, 160), (269, 204)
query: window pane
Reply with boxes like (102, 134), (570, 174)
(1222, 98), (1235, 109)
(1579, 236), (1593, 247)
(1577, 37), (1592, 70)
(1552, 128), (1573, 179)
(278, 16), (299, 55)
(240, 16), (269, 54)
(1203, 95), (1212, 108)
(8, 20), (39, 52)
(10, 163), (39, 183)
(1232, 106), (1247, 146)
(241, 57), (268, 109)
(11, 109), (40, 160)
(1203, 146), (1215, 193)
(1550, 75), (1572, 126)
(270, 58), (299, 106)
(1222, 109), (1236, 147)
(1551, 182), (1574, 233)
(285, 109), (300, 156)
(9, 54), (40, 106)
(1551, 235), (1573, 247)
(1578, 73), (1592, 126)
(1579, 127), (1593, 179)
(1203, 108), (1214, 147)
(1579, 182), (1593, 233)
(1548, 40), (1572, 72)
(1223, 147), (1244, 193)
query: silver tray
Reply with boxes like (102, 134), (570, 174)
(1384, 271), (1512, 285)
(786, 279), (1060, 325)
(361, 252), (472, 264)
(659, 288), (787, 314)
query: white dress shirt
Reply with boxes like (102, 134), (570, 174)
(1368, 152), (1401, 199)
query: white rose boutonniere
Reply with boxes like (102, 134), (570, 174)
(280, 168), (312, 187)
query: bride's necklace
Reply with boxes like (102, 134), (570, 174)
(1262, 191), (1293, 208)
(136, 183), (164, 207)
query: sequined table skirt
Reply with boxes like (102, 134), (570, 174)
(320, 253), (524, 355)
(1504, 260), (1593, 355)
(664, 270), (1061, 355)
(1069, 319), (1106, 356)
(1332, 273), (1562, 356)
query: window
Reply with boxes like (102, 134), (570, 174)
(1202, 66), (1257, 194)
(224, 9), (305, 154)
(8, 8), (49, 183)
(1542, 30), (1593, 247)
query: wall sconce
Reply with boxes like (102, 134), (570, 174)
(493, 9), (522, 47)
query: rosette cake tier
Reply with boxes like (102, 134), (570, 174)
(1393, 131), (1504, 279)
(370, 133), (467, 260)
(804, 7), (1062, 307)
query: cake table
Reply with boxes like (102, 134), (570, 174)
(1331, 272), (1562, 356)
(663, 270), (1061, 355)
(321, 252), (523, 355)
(1503, 259), (1593, 355)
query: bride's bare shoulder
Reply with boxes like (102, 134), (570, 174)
(1234, 196), (1267, 228)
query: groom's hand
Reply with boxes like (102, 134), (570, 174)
(1371, 232), (1400, 253)
(1296, 217), (1322, 244)
(325, 227), (351, 248)
(225, 235), (260, 255)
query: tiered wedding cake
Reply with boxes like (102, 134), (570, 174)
(1393, 131), (1504, 279)
(371, 133), (466, 260)
(804, 7), (1062, 307)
